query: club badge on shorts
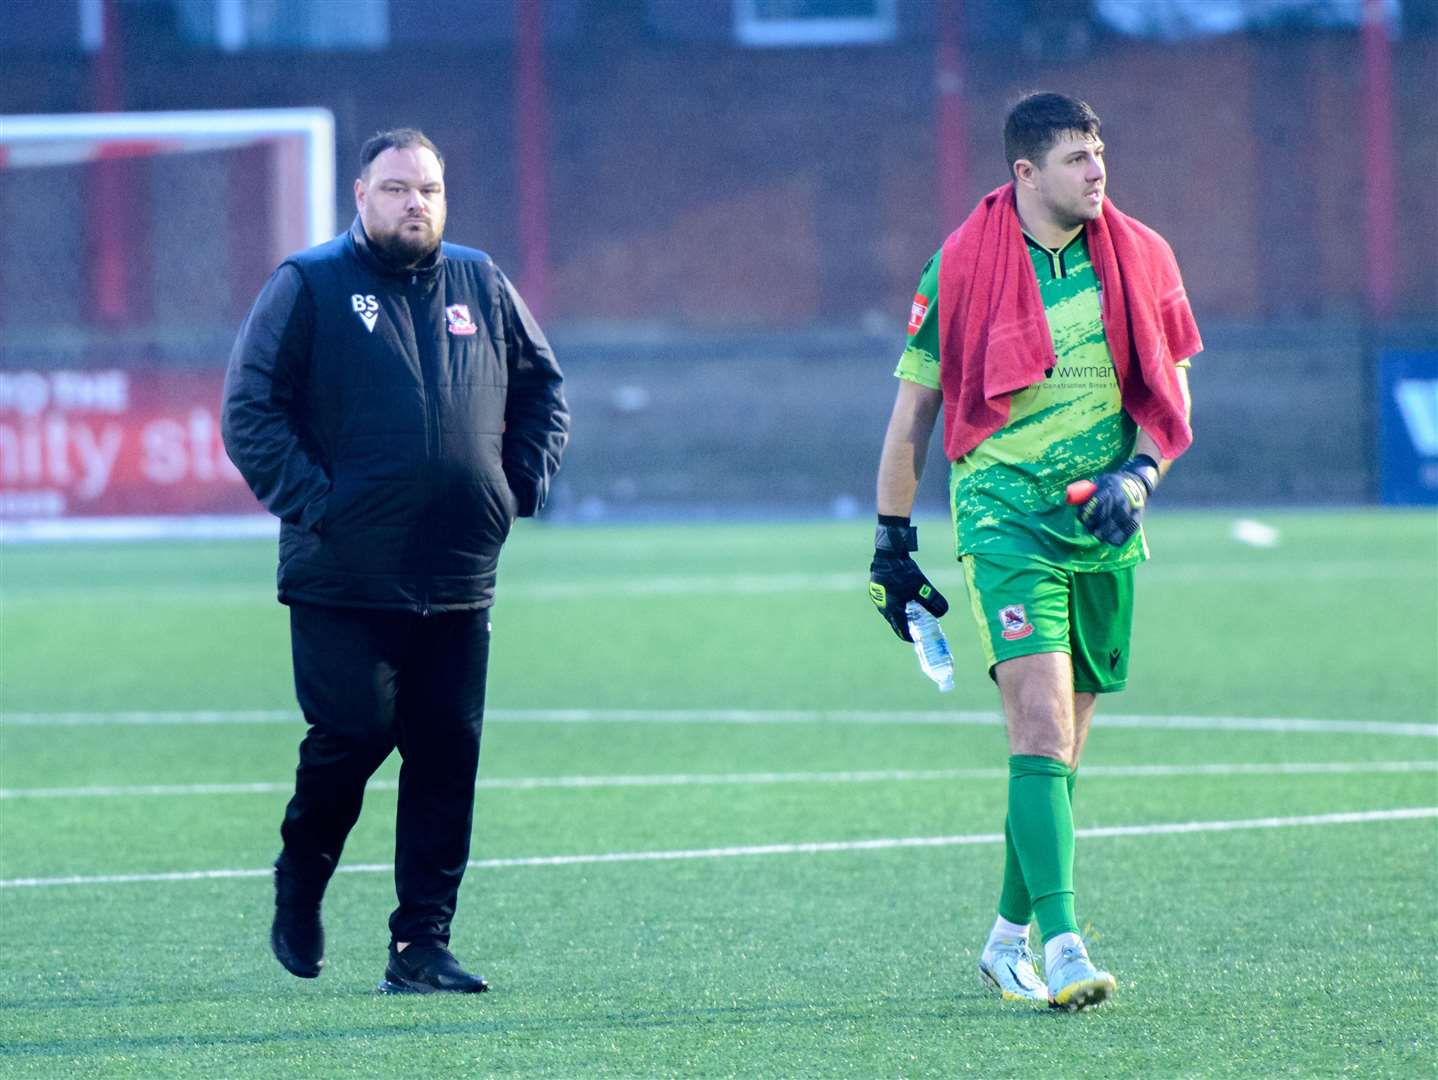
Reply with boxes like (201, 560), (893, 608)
(445, 304), (478, 336)
(999, 604), (1034, 641)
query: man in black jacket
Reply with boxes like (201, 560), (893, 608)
(222, 128), (568, 994)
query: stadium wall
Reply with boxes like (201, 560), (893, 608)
(0, 319), (1400, 528)
(543, 319), (1395, 518)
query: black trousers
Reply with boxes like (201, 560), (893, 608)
(280, 603), (491, 946)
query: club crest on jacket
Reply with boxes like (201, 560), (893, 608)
(445, 304), (478, 336)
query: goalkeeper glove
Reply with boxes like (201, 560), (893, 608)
(1075, 454), (1161, 546)
(868, 516), (949, 642)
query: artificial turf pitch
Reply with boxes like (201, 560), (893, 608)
(2, 510), (1435, 1078)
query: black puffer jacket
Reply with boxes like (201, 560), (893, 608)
(222, 219), (568, 612)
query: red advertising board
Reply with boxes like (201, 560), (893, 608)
(0, 368), (264, 520)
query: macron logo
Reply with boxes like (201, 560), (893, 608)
(350, 293), (379, 333)
(1395, 379), (1438, 456)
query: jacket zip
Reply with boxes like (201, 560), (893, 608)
(413, 270), (440, 616)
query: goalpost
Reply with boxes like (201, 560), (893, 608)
(0, 108), (335, 250)
(0, 108), (335, 542)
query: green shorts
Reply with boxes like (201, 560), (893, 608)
(961, 553), (1135, 694)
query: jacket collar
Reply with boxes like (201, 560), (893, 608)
(349, 216), (443, 281)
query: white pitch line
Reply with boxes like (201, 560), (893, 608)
(512, 560), (1435, 596)
(0, 710), (297, 727)
(2, 760), (1434, 801)
(3, 558), (1432, 607)
(1081, 714), (1438, 738)
(2, 807), (1432, 889)
(4, 707), (1432, 738)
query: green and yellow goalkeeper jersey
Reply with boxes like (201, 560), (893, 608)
(895, 232), (1146, 570)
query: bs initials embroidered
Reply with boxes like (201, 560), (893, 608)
(350, 294), (379, 333)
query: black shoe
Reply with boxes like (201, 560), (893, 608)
(377, 941), (489, 994)
(270, 852), (332, 979)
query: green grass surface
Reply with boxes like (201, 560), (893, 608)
(2, 510), (1436, 1077)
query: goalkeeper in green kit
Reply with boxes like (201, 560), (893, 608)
(868, 93), (1201, 1010)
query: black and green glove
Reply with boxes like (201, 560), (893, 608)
(868, 515), (949, 642)
(1076, 455), (1161, 546)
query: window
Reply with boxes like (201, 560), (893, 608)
(1094, 0), (1401, 40)
(174, 0), (389, 51)
(734, 0), (897, 47)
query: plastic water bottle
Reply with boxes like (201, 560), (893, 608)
(905, 600), (954, 692)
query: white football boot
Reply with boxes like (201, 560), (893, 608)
(1045, 939), (1116, 1010)
(977, 934), (1049, 1003)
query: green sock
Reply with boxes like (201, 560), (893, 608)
(1007, 754), (1078, 944)
(997, 815), (1032, 926)
(996, 765), (1081, 929)
(1067, 768), (1079, 884)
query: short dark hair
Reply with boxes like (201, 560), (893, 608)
(1003, 93), (1101, 174)
(358, 128), (444, 177)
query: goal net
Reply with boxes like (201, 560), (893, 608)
(0, 108), (334, 539)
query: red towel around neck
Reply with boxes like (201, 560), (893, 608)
(935, 182), (1201, 462)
